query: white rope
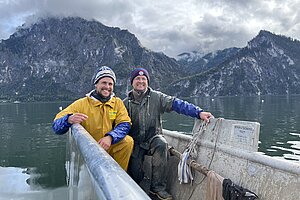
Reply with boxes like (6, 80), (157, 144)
(178, 120), (208, 184)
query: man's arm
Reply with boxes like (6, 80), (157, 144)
(172, 98), (213, 122)
(172, 98), (203, 118)
(52, 114), (72, 135)
(52, 113), (88, 134)
(105, 122), (131, 144)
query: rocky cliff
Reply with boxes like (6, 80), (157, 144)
(0, 17), (299, 101)
(0, 17), (182, 101)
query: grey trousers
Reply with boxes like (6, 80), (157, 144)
(128, 135), (169, 192)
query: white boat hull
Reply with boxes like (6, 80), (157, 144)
(163, 118), (300, 200)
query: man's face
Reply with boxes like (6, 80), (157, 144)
(132, 75), (148, 92)
(95, 77), (114, 97)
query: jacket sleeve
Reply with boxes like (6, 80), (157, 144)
(105, 122), (131, 144)
(172, 98), (203, 119)
(158, 91), (174, 113)
(52, 114), (72, 135)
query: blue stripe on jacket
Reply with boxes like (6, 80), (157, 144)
(52, 114), (130, 144)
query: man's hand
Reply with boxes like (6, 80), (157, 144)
(68, 113), (88, 124)
(199, 111), (214, 123)
(98, 135), (113, 150)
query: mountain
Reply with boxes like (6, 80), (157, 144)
(166, 30), (300, 97)
(177, 47), (240, 73)
(0, 17), (299, 102)
(0, 17), (182, 101)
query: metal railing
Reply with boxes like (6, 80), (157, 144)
(67, 124), (150, 200)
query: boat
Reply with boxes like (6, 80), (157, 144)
(163, 118), (300, 200)
(68, 118), (300, 200)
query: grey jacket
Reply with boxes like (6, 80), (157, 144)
(123, 87), (174, 148)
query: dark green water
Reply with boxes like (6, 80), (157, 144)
(0, 95), (299, 197)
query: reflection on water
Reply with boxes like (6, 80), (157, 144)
(0, 166), (68, 200)
(278, 133), (300, 161)
(0, 102), (70, 199)
(0, 166), (31, 193)
(0, 95), (299, 197)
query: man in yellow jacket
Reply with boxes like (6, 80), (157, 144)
(52, 66), (133, 171)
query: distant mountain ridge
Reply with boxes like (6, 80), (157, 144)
(177, 47), (240, 73)
(167, 30), (300, 96)
(0, 17), (299, 102)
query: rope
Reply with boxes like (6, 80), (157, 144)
(177, 120), (208, 184)
(175, 118), (223, 186)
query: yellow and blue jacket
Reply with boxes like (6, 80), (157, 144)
(52, 91), (131, 144)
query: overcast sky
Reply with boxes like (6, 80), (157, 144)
(0, 0), (299, 58)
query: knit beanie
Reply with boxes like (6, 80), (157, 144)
(130, 67), (150, 85)
(93, 66), (116, 84)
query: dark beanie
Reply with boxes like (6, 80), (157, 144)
(130, 68), (150, 85)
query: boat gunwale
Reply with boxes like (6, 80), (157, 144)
(163, 129), (300, 175)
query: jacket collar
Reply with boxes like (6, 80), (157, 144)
(128, 87), (151, 107)
(86, 90), (115, 107)
(128, 87), (151, 100)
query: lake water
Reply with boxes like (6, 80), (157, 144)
(0, 95), (299, 198)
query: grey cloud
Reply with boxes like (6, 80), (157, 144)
(0, 0), (299, 57)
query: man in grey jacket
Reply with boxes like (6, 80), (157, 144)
(123, 67), (213, 200)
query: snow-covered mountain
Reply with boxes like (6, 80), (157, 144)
(166, 30), (300, 96)
(0, 16), (299, 102)
(0, 17), (182, 101)
(177, 47), (240, 73)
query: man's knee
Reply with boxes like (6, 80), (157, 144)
(149, 136), (169, 159)
(122, 135), (134, 153)
(151, 135), (168, 151)
(109, 135), (134, 157)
